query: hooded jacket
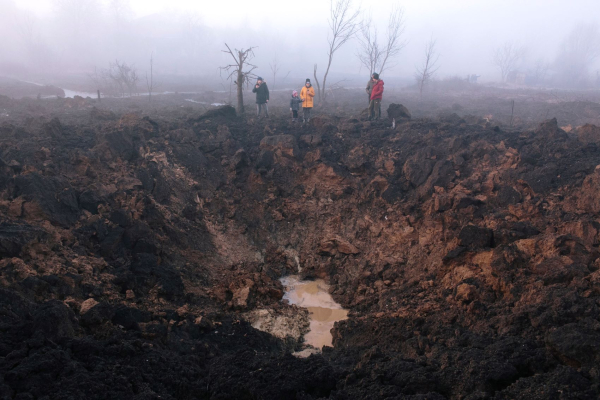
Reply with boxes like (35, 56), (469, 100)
(300, 85), (315, 108)
(290, 95), (302, 111)
(370, 79), (384, 100)
(252, 82), (270, 104)
(366, 78), (375, 96)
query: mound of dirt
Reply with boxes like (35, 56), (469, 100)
(387, 103), (412, 120)
(192, 104), (237, 121)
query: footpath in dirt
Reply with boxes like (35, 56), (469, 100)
(0, 94), (600, 399)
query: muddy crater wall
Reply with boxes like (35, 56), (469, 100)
(0, 95), (599, 399)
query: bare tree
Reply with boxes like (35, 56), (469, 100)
(555, 23), (600, 86)
(88, 67), (103, 94)
(356, 14), (380, 76)
(108, 60), (139, 97)
(313, 64), (322, 100)
(269, 58), (280, 91)
(415, 38), (440, 96)
(270, 60), (291, 91)
(12, 10), (47, 64)
(493, 42), (526, 82)
(357, 4), (406, 76)
(319, 0), (360, 103)
(146, 53), (157, 102)
(89, 65), (118, 97)
(13, 10), (37, 47)
(379, 4), (406, 75)
(220, 44), (258, 114)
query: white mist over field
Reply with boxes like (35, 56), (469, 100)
(1, 0), (599, 89)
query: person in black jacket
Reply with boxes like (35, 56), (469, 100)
(252, 77), (269, 118)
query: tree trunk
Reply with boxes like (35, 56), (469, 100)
(313, 64), (322, 104)
(322, 53), (334, 103)
(237, 68), (244, 114)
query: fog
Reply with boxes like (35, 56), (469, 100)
(1, 0), (600, 91)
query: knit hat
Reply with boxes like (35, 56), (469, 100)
(372, 73), (379, 80)
(292, 90), (298, 96)
(305, 78), (311, 83)
(257, 77), (263, 81)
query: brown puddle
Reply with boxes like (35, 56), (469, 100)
(280, 276), (348, 351)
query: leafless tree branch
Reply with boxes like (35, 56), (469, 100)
(415, 38), (440, 96)
(98, 60), (139, 97)
(220, 44), (258, 114)
(493, 42), (526, 82)
(269, 58), (281, 90)
(554, 23), (600, 86)
(356, 13), (380, 76)
(379, 4), (407, 75)
(356, 4), (406, 79)
(146, 52), (159, 102)
(320, 0), (360, 103)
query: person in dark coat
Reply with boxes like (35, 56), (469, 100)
(365, 73), (375, 104)
(290, 90), (302, 122)
(252, 77), (269, 118)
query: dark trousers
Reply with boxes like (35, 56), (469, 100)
(303, 107), (312, 121)
(292, 110), (298, 119)
(257, 103), (269, 117)
(369, 99), (381, 119)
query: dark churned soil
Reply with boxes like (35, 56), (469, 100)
(0, 90), (600, 399)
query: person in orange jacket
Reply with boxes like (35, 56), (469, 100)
(300, 79), (315, 123)
(369, 73), (384, 120)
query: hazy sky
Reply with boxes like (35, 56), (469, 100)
(10, 0), (600, 81)
(17, 0), (598, 30)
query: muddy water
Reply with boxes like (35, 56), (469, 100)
(280, 276), (348, 349)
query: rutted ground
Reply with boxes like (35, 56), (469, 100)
(0, 93), (600, 399)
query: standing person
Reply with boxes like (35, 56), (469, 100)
(365, 73), (375, 104)
(252, 77), (269, 118)
(290, 90), (302, 122)
(300, 79), (315, 123)
(368, 73), (384, 120)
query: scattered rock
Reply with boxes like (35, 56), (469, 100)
(80, 298), (99, 315)
(244, 308), (310, 343)
(318, 237), (360, 256)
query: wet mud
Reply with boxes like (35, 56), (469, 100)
(281, 276), (348, 349)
